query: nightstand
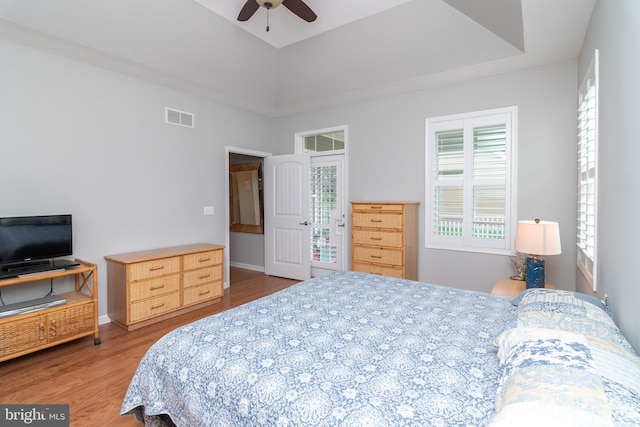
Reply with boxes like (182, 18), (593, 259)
(491, 278), (555, 297)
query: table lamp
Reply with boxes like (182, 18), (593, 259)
(514, 219), (562, 288)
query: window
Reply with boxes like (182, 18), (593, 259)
(303, 130), (345, 152)
(577, 50), (599, 291)
(425, 107), (517, 254)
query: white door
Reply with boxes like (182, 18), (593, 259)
(264, 153), (311, 280)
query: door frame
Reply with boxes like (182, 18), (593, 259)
(294, 125), (350, 277)
(225, 146), (271, 288)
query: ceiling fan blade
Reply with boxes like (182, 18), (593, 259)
(237, 0), (260, 21)
(283, 0), (317, 22)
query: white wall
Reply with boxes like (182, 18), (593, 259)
(578, 0), (640, 352)
(273, 61), (578, 293)
(0, 39), (274, 319)
(229, 232), (265, 270)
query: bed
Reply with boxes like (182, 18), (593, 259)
(121, 271), (640, 426)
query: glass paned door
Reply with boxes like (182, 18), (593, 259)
(310, 156), (344, 270)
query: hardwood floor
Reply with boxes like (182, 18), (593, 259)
(0, 268), (298, 426)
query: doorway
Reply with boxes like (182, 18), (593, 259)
(225, 147), (271, 287)
(225, 127), (349, 283)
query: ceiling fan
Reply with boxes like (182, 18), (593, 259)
(237, 0), (317, 32)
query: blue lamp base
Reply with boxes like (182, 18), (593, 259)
(525, 256), (545, 289)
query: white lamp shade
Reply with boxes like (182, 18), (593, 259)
(515, 220), (562, 256)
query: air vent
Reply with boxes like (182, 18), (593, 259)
(165, 107), (194, 128)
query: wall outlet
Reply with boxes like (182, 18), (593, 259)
(203, 206), (215, 216)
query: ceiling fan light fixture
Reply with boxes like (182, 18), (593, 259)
(237, 0), (316, 24)
(257, 0), (283, 9)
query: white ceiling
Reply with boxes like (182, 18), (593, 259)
(0, 0), (595, 117)
(193, 0), (415, 48)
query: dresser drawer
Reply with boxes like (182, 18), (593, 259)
(129, 274), (180, 302)
(352, 262), (405, 279)
(353, 203), (405, 213)
(183, 282), (223, 306)
(353, 246), (404, 266)
(352, 229), (404, 248)
(183, 250), (222, 270)
(352, 212), (403, 229)
(183, 266), (222, 288)
(128, 257), (180, 281)
(129, 292), (180, 323)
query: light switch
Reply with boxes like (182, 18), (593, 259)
(203, 206), (215, 216)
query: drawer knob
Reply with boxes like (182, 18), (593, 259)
(370, 237), (382, 241)
(199, 290), (211, 296)
(370, 219), (382, 223)
(199, 258), (210, 262)
(199, 274), (211, 280)
(151, 303), (165, 310)
(150, 285), (165, 291)
(370, 255), (383, 259)
(149, 266), (165, 272)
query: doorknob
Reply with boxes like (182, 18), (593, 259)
(299, 221), (309, 226)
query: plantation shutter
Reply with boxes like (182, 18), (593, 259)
(434, 128), (464, 238)
(576, 50), (599, 291)
(426, 107), (516, 254)
(472, 124), (507, 240)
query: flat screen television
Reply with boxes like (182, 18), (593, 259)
(0, 214), (76, 277)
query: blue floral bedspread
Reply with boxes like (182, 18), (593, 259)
(122, 271), (516, 426)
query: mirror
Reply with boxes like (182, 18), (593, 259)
(229, 162), (263, 234)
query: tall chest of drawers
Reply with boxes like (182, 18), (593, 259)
(351, 202), (419, 280)
(105, 243), (224, 331)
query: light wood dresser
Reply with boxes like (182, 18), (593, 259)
(105, 243), (224, 331)
(351, 202), (419, 280)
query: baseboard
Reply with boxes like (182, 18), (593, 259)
(229, 262), (264, 272)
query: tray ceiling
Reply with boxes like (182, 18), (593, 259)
(0, 0), (595, 116)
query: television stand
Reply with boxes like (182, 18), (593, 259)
(0, 259), (100, 362)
